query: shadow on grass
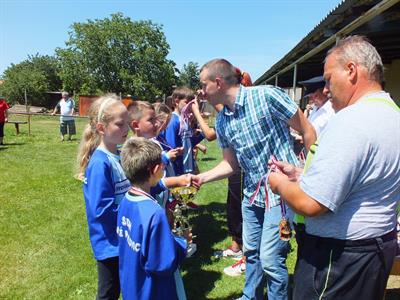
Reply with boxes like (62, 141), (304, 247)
(182, 202), (229, 299)
(200, 157), (217, 162)
(0, 142), (25, 146)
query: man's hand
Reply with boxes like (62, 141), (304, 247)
(190, 175), (203, 189)
(269, 160), (303, 182)
(268, 172), (289, 194)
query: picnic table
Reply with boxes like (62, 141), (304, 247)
(8, 120), (28, 134)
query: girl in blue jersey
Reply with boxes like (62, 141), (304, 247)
(76, 94), (130, 300)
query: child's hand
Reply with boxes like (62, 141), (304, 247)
(195, 143), (207, 154)
(183, 229), (193, 244)
(175, 147), (184, 156)
(178, 174), (192, 187)
(167, 148), (183, 161)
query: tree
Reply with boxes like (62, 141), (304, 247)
(0, 54), (61, 106)
(178, 62), (200, 90)
(56, 13), (177, 99)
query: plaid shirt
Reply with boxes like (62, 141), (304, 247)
(216, 85), (299, 208)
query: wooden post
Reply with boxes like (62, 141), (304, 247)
(24, 89), (31, 136)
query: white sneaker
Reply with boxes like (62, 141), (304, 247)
(214, 247), (243, 261)
(223, 257), (246, 277)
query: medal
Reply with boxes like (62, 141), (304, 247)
(279, 217), (292, 241)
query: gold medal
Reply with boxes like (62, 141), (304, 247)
(279, 218), (292, 241)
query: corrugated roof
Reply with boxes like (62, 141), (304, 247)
(254, 0), (400, 86)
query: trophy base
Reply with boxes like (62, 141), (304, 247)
(187, 243), (197, 258)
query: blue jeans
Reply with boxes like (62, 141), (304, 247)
(241, 201), (289, 300)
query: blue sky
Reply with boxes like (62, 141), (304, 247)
(0, 0), (342, 81)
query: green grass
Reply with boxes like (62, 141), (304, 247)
(0, 115), (297, 299)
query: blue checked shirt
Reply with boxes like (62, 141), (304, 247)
(216, 85), (299, 208)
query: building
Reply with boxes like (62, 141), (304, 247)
(255, 0), (400, 108)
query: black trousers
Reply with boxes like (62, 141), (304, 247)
(0, 122), (4, 137)
(227, 168), (244, 245)
(293, 230), (397, 300)
(96, 256), (120, 300)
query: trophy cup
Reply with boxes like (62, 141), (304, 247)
(170, 186), (198, 257)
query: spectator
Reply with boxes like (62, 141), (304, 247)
(52, 91), (76, 141)
(0, 96), (10, 145)
(299, 76), (335, 136)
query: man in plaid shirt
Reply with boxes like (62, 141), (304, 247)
(195, 59), (315, 300)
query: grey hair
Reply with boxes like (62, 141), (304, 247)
(327, 35), (384, 84)
(62, 91), (69, 97)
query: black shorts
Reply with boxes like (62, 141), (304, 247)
(293, 230), (397, 300)
(60, 120), (76, 135)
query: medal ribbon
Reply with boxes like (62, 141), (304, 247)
(129, 186), (159, 205)
(249, 155), (287, 218)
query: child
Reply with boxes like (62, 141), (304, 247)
(127, 101), (189, 203)
(160, 87), (204, 176)
(153, 102), (185, 175)
(0, 96), (10, 145)
(76, 94), (130, 299)
(117, 137), (191, 300)
(153, 103), (182, 206)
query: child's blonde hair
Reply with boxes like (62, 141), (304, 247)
(127, 101), (154, 122)
(121, 137), (162, 184)
(76, 94), (122, 180)
(154, 102), (172, 130)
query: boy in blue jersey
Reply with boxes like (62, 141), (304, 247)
(159, 87), (204, 176)
(127, 101), (189, 202)
(117, 137), (191, 300)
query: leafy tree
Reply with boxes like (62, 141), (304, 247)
(0, 54), (61, 106)
(178, 62), (200, 90)
(56, 13), (177, 100)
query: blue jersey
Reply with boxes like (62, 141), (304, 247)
(83, 147), (130, 260)
(117, 193), (187, 300)
(161, 112), (204, 175)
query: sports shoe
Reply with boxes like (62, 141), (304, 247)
(214, 247), (243, 261)
(186, 201), (199, 210)
(223, 257), (246, 277)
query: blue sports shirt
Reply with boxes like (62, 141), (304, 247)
(83, 147), (130, 260)
(117, 193), (187, 300)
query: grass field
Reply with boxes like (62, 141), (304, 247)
(2, 115), (398, 299)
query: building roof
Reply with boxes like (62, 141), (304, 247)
(254, 0), (400, 87)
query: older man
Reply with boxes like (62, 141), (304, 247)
(52, 91), (76, 141)
(300, 76), (335, 136)
(269, 36), (400, 300)
(195, 59), (316, 300)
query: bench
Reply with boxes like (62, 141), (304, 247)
(8, 121), (28, 134)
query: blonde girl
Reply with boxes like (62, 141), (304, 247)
(76, 94), (130, 300)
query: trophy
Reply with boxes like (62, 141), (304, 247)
(170, 186), (198, 257)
